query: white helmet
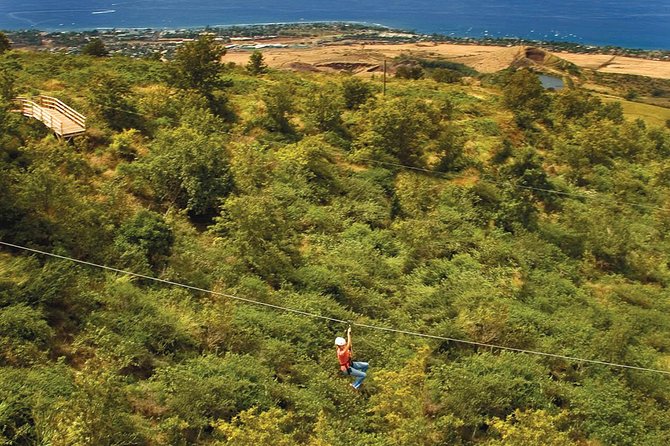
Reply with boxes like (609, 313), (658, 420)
(335, 337), (346, 346)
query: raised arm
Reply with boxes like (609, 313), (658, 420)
(346, 326), (352, 350)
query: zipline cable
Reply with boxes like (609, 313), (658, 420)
(2, 240), (670, 376)
(0, 241), (346, 324)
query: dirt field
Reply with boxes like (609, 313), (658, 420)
(223, 41), (670, 79)
(558, 53), (670, 79)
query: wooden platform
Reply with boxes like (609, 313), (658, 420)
(13, 96), (86, 137)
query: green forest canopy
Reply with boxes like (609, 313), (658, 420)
(1, 38), (670, 445)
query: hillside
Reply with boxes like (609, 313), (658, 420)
(1, 38), (670, 445)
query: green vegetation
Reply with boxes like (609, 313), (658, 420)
(169, 35), (227, 109)
(246, 51), (268, 75)
(341, 76), (374, 110)
(81, 38), (109, 57)
(0, 32), (10, 54)
(394, 55), (479, 84)
(395, 62), (425, 80)
(601, 96), (670, 128)
(1, 39), (670, 445)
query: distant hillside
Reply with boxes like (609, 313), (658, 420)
(452, 45), (580, 76)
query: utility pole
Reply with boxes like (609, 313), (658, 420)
(383, 59), (387, 96)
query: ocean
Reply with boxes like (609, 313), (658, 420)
(1, 0), (669, 50)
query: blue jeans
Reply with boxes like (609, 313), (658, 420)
(346, 362), (369, 389)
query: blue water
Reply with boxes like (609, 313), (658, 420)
(2, 0), (669, 50)
(538, 74), (564, 90)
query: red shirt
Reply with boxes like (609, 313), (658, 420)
(337, 347), (351, 371)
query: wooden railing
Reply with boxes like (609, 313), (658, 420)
(12, 95), (86, 137)
(37, 95), (87, 129)
(14, 97), (65, 135)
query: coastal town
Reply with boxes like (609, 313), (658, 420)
(5, 23), (670, 61)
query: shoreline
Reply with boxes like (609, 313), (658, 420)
(5, 22), (670, 80)
(5, 22), (670, 57)
(3, 20), (390, 35)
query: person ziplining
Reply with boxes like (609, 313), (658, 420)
(2, 242), (670, 377)
(335, 326), (369, 390)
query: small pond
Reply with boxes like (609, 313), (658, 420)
(538, 74), (564, 90)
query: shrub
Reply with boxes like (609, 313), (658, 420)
(115, 210), (174, 271)
(81, 38), (108, 57)
(109, 129), (140, 160)
(395, 63), (424, 80)
(341, 77), (374, 110)
(0, 304), (53, 366)
(246, 51), (267, 75)
(152, 354), (275, 441)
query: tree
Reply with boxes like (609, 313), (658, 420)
(39, 368), (141, 444)
(355, 96), (438, 165)
(569, 378), (645, 446)
(624, 90), (638, 100)
(435, 124), (468, 172)
(211, 190), (301, 285)
(341, 77), (373, 110)
(261, 83), (294, 134)
(108, 129), (140, 161)
(370, 348), (463, 445)
(0, 32), (10, 54)
(305, 90), (344, 133)
(433, 352), (553, 440)
(246, 51), (267, 75)
(127, 119), (234, 218)
(89, 73), (141, 130)
(395, 63), (424, 80)
(170, 35), (226, 99)
(503, 146), (555, 204)
(114, 210), (174, 271)
(430, 68), (463, 83)
(81, 38), (108, 57)
(3, 147), (116, 258)
(553, 89), (601, 121)
(151, 355), (274, 442)
(502, 69), (550, 125)
(0, 59), (17, 101)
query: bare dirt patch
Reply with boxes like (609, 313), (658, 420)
(559, 53), (670, 79)
(223, 41), (670, 79)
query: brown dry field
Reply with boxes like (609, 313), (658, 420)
(558, 53), (670, 79)
(223, 41), (670, 79)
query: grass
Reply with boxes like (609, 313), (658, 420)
(640, 96), (670, 109)
(600, 95), (670, 128)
